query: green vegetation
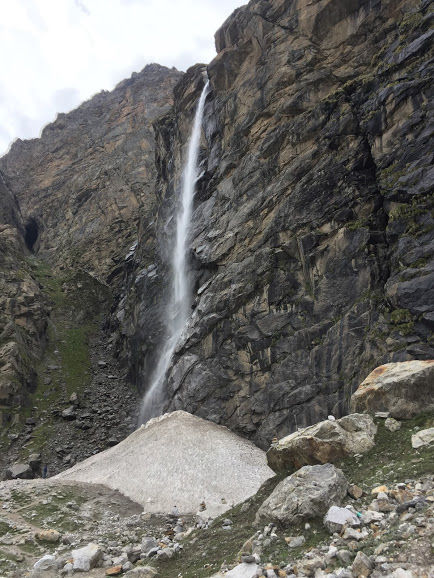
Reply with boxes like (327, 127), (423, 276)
(389, 308), (415, 336)
(337, 413), (434, 489)
(6, 257), (112, 459)
(156, 413), (434, 577)
(155, 475), (284, 578)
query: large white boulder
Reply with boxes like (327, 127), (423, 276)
(55, 410), (274, 517)
(350, 360), (434, 418)
(411, 427), (434, 449)
(72, 543), (102, 572)
(225, 563), (261, 578)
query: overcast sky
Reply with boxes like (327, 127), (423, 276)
(0, 0), (245, 155)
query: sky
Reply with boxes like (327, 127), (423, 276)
(0, 0), (245, 155)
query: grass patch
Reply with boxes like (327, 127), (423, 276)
(337, 413), (434, 490)
(18, 490), (87, 533)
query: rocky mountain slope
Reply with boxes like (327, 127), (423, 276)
(0, 364), (432, 577)
(0, 0), (433, 470)
(0, 64), (181, 472)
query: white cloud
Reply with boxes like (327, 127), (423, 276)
(0, 0), (245, 155)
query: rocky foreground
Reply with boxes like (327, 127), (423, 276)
(0, 361), (433, 577)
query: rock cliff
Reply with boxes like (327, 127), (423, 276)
(0, 0), (433, 467)
(117, 0), (434, 448)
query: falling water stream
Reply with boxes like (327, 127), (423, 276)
(139, 80), (209, 424)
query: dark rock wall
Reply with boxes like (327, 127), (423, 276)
(119, 0), (434, 448)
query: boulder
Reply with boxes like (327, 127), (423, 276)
(72, 543), (102, 572)
(33, 555), (57, 571)
(384, 418), (401, 432)
(141, 536), (158, 555)
(267, 414), (376, 473)
(350, 361), (434, 418)
(106, 567), (123, 576)
(255, 464), (348, 526)
(6, 462), (34, 479)
(411, 427), (434, 449)
(225, 563), (260, 578)
(323, 505), (360, 533)
(352, 551), (374, 577)
(35, 529), (61, 543)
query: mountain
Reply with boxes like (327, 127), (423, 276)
(0, 0), (433, 472)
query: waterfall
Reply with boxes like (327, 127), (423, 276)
(139, 80), (209, 424)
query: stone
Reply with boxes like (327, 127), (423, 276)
(384, 418), (401, 432)
(61, 562), (74, 576)
(352, 551), (373, 577)
(343, 527), (369, 541)
(106, 567), (123, 576)
(256, 464), (348, 526)
(225, 563), (260, 578)
(33, 555), (57, 571)
(285, 535), (305, 548)
(371, 486), (388, 495)
(324, 506), (360, 533)
(411, 427), (434, 449)
(337, 550), (353, 565)
(6, 462), (34, 480)
(72, 543), (102, 572)
(62, 406), (76, 420)
(348, 485), (363, 499)
(29, 453), (42, 470)
(362, 510), (384, 523)
(350, 361), (434, 419)
(141, 537), (158, 555)
(35, 529), (61, 543)
(267, 414), (376, 473)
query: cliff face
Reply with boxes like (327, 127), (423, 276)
(118, 0), (434, 447)
(0, 174), (47, 420)
(0, 0), (433, 468)
(0, 63), (182, 284)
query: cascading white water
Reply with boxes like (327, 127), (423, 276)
(139, 80), (209, 424)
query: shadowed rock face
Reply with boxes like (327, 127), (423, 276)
(118, 0), (434, 447)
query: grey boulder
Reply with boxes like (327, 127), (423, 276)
(256, 463), (348, 526)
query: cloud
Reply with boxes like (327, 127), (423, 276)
(0, 0), (246, 156)
(53, 88), (81, 113)
(74, 0), (90, 16)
